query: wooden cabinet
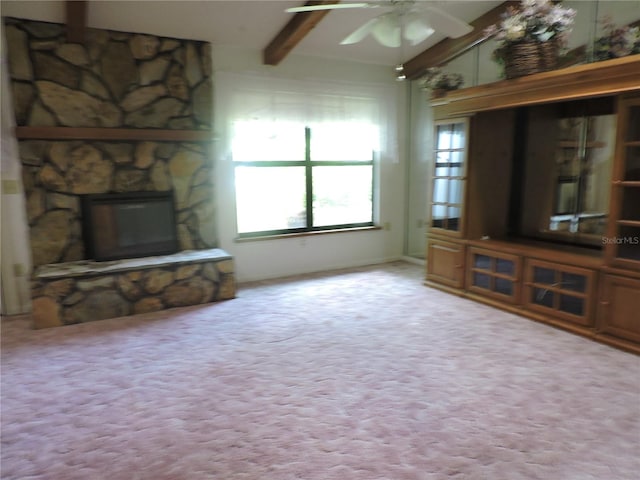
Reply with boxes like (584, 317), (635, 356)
(606, 94), (640, 270)
(466, 247), (521, 304)
(423, 58), (640, 353)
(598, 274), (640, 345)
(426, 238), (464, 289)
(523, 259), (596, 327)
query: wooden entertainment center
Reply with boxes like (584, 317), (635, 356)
(425, 55), (640, 354)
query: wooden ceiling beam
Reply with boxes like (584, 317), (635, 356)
(263, 0), (338, 66)
(403, 1), (517, 80)
(65, 1), (87, 44)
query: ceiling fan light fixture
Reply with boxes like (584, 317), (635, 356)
(371, 13), (401, 48)
(404, 16), (434, 46)
(340, 17), (378, 45)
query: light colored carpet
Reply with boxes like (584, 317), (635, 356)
(1, 261), (639, 480)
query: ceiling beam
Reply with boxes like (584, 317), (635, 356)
(65, 1), (87, 44)
(263, 1), (338, 66)
(403, 1), (518, 80)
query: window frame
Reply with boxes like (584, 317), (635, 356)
(234, 126), (377, 239)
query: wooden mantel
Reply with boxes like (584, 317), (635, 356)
(14, 127), (212, 142)
(431, 55), (640, 118)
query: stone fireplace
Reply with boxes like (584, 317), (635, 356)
(4, 17), (235, 327)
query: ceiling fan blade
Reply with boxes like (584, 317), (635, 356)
(371, 13), (401, 48)
(340, 17), (379, 45)
(286, 3), (372, 13)
(403, 14), (434, 46)
(424, 6), (473, 39)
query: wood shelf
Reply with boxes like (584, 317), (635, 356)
(14, 127), (212, 142)
(617, 220), (640, 227)
(431, 55), (640, 118)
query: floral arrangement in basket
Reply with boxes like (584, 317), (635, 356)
(484, 0), (576, 78)
(419, 68), (464, 96)
(593, 16), (640, 61)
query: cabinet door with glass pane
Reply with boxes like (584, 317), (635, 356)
(524, 259), (596, 327)
(606, 94), (640, 269)
(467, 247), (521, 304)
(430, 119), (469, 237)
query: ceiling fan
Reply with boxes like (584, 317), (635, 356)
(286, 1), (474, 48)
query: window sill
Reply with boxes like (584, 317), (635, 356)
(234, 225), (382, 243)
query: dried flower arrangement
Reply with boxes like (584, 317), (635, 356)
(419, 68), (464, 93)
(484, 0), (576, 77)
(594, 16), (640, 61)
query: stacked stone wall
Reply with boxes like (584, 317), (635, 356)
(3, 18), (215, 268)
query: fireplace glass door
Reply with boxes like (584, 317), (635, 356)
(82, 191), (179, 261)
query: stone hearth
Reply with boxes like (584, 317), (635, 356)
(31, 249), (235, 328)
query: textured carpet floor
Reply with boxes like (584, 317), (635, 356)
(1, 261), (639, 480)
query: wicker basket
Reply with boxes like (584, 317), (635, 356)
(504, 41), (558, 79)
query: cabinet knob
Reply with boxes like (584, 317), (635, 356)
(455, 264), (463, 269)
(600, 300), (611, 306)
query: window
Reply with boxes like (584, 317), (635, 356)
(233, 123), (375, 237)
(431, 120), (468, 234)
(220, 75), (392, 239)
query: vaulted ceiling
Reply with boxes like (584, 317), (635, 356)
(1, 0), (511, 79)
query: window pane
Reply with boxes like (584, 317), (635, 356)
(232, 121), (305, 161)
(533, 288), (554, 308)
(473, 254), (491, 270)
(560, 272), (586, 293)
(432, 204), (446, 228)
(621, 187), (640, 220)
(496, 258), (514, 275)
(312, 166), (373, 227)
(473, 272), (491, 289)
(495, 278), (513, 296)
(436, 124), (453, 150)
(448, 179), (463, 204)
(436, 151), (451, 165)
(446, 207), (460, 231)
(433, 179), (447, 203)
(310, 123), (377, 161)
(559, 295), (584, 316)
(435, 166), (449, 177)
(615, 225), (640, 261)
(533, 266), (555, 285)
(451, 123), (466, 149)
(235, 166), (306, 233)
(449, 151), (465, 176)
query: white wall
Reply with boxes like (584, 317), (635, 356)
(1, 22), (32, 314)
(212, 46), (407, 283)
(404, 81), (433, 259)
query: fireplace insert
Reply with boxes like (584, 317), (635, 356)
(81, 191), (179, 261)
